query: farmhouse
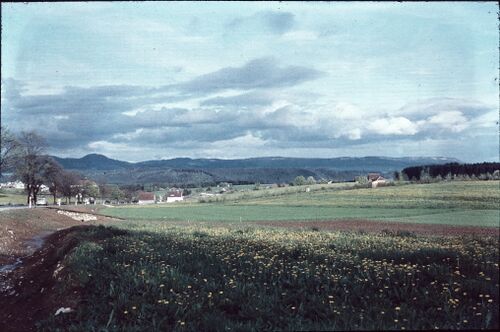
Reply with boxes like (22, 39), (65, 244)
(0, 180), (25, 189)
(166, 188), (184, 203)
(40, 184), (50, 193)
(137, 191), (156, 205)
(367, 173), (387, 188)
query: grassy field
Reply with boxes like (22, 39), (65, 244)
(102, 181), (500, 227)
(0, 192), (28, 205)
(4, 180), (498, 330)
(196, 182), (358, 202)
(0, 189), (53, 206)
(241, 181), (500, 210)
(37, 224), (498, 331)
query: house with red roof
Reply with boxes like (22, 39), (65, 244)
(137, 191), (156, 205)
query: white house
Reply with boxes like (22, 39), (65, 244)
(40, 184), (50, 193)
(0, 180), (25, 189)
(367, 173), (387, 188)
(166, 188), (183, 203)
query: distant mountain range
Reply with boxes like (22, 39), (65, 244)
(53, 154), (459, 171)
(51, 154), (461, 186)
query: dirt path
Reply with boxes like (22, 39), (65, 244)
(0, 226), (99, 332)
(255, 219), (500, 236)
(0, 208), (118, 266)
(0, 208), (120, 332)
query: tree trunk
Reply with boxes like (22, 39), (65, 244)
(26, 185), (32, 204)
(32, 184), (40, 205)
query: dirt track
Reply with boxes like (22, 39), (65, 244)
(255, 219), (500, 237)
(0, 208), (119, 332)
(0, 208), (117, 265)
(0, 226), (99, 332)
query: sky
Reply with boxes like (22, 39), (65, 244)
(1, 1), (498, 162)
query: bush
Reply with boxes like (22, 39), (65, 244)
(293, 176), (306, 186)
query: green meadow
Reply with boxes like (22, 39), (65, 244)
(28, 181), (500, 330)
(102, 181), (500, 227)
(39, 224), (499, 331)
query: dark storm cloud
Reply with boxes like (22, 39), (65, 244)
(1, 79), (179, 148)
(179, 57), (324, 94)
(2, 81), (157, 116)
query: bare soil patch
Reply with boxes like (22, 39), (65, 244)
(0, 208), (118, 266)
(0, 226), (95, 332)
(255, 219), (500, 237)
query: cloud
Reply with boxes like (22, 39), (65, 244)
(200, 91), (275, 107)
(228, 11), (296, 35)
(282, 30), (319, 42)
(395, 97), (490, 120)
(2, 73), (495, 161)
(179, 57), (324, 94)
(370, 117), (419, 135)
(426, 110), (469, 132)
(347, 128), (362, 140)
(261, 11), (296, 34)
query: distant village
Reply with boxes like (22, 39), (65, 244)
(0, 173), (388, 207)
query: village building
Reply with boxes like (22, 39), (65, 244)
(40, 184), (50, 193)
(137, 191), (156, 205)
(166, 188), (184, 203)
(0, 180), (25, 189)
(367, 173), (387, 188)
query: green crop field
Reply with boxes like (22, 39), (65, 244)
(102, 181), (500, 227)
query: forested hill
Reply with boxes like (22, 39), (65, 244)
(53, 154), (459, 171)
(402, 162), (500, 181)
(52, 154), (131, 170)
(49, 154), (461, 185)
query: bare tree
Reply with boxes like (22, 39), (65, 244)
(14, 132), (50, 204)
(97, 177), (109, 201)
(59, 171), (81, 204)
(81, 180), (100, 201)
(0, 126), (20, 177)
(44, 159), (64, 204)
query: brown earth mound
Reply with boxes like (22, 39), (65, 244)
(0, 208), (121, 331)
(0, 226), (91, 332)
(0, 208), (118, 265)
(255, 219), (500, 237)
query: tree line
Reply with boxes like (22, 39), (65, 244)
(1, 128), (201, 204)
(2, 127), (81, 204)
(1, 127), (131, 205)
(398, 162), (500, 181)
